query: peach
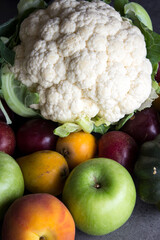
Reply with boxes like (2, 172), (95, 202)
(2, 193), (75, 240)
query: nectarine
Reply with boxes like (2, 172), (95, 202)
(2, 193), (75, 240)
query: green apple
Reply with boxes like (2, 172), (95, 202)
(62, 158), (136, 236)
(0, 151), (24, 220)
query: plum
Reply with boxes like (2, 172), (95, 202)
(16, 118), (58, 154)
(121, 107), (160, 144)
(0, 98), (15, 123)
(0, 121), (16, 155)
(98, 131), (138, 172)
(155, 62), (160, 82)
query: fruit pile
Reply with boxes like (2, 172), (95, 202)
(0, 87), (160, 239)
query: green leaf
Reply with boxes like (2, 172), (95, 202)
(152, 80), (160, 94)
(75, 116), (94, 133)
(0, 0), (48, 50)
(1, 66), (39, 117)
(142, 26), (160, 65)
(54, 123), (82, 137)
(114, 0), (129, 16)
(0, 99), (12, 124)
(85, 0), (111, 3)
(124, 2), (153, 30)
(0, 17), (18, 38)
(102, 0), (111, 3)
(92, 115), (110, 127)
(121, 7), (160, 81)
(13, 79), (39, 107)
(135, 22), (160, 80)
(92, 123), (110, 134)
(151, 62), (158, 81)
(7, 23), (21, 50)
(0, 58), (5, 64)
(0, 37), (9, 44)
(17, 0), (47, 17)
(115, 113), (134, 130)
(0, 39), (15, 65)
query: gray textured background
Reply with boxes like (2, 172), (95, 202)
(0, 1), (160, 240)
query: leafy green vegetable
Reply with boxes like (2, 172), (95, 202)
(114, 0), (129, 15)
(152, 80), (160, 95)
(124, 2), (153, 30)
(0, 18), (18, 38)
(91, 115), (111, 134)
(0, 99), (12, 124)
(115, 113), (134, 130)
(12, 79), (39, 108)
(75, 116), (94, 133)
(0, 37), (9, 44)
(0, 0), (48, 121)
(54, 115), (111, 137)
(114, 0), (160, 89)
(17, 0), (47, 17)
(92, 123), (110, 135)
(102, 0), (111, 3)
(54, 123), (82, 137)
(126, 18), (160, 84)
(0, 39), (15, 65)
(0, 0), (48, 49)
(141, 26), (160, 65)
(86, 0), (111, 3)
(1, 66), (39, 117)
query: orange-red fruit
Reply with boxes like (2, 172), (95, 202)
(16, 150), (69, 196)
(2, 193), (75, 240)
(56, 131), (97, 169)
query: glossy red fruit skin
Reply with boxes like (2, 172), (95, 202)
(16, 118), (58, 155)
(0, 121), (16, 155)
(121, 107), (160, 145)
(98, 131), (138, 173)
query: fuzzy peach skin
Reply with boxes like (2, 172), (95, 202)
(2, 193), (75, 240)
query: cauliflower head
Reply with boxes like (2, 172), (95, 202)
(11, 0), (152, 124)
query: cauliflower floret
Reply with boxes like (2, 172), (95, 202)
(11, 0), (152, 124)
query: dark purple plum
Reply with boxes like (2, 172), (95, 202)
(155, 62), (160, 82)
(98, 131), (138, 173)
(121, 107), (160, 144)
(16, 118), (58, 154)
(0, 98), (15, 123)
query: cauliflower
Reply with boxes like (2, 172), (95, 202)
(11, 0), (152, 125)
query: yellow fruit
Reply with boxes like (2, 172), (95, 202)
(56, 131), (97, 169)
(16, 150), (69, 196)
